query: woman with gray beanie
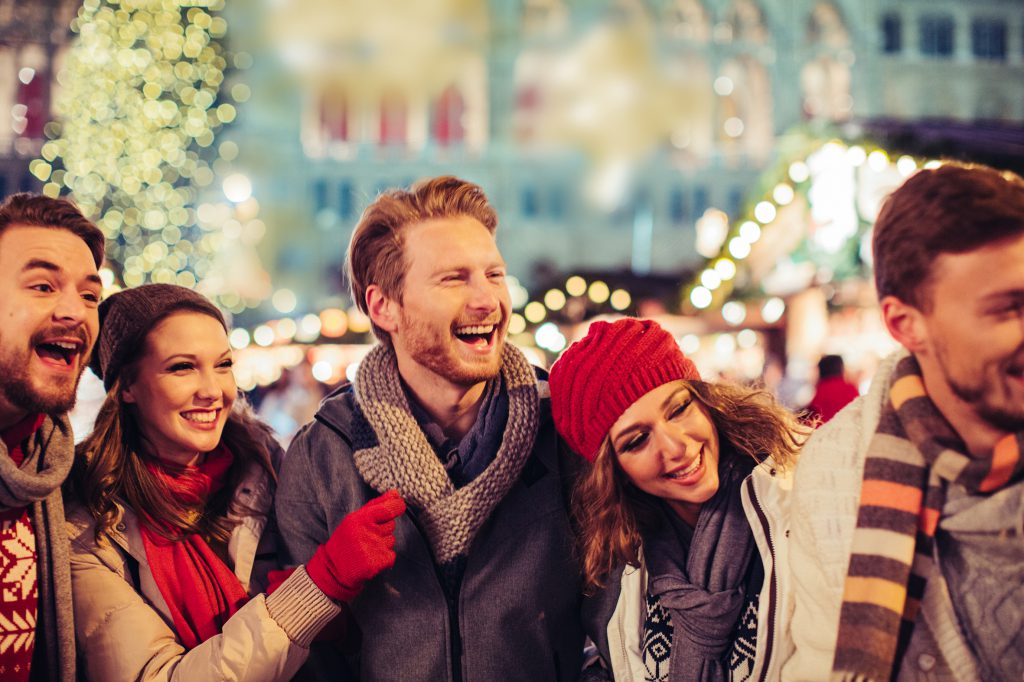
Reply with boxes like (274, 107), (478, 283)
(65, 284), (405, 681)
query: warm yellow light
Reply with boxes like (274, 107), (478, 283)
(508, 313), (527, 335)
(524, 302), (546, 323)
(565, 276), (587, 297)
(45, 0), (256, 304)
(544, 289), (567, 311)
(587, 281), (610, 304)
(319, 309), (348, 337)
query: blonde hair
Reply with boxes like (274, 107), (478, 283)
(345, 175), (498, 344)
(573, 380), (806, 592)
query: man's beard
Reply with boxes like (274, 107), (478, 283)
(0, 329), (88, 416)
(938, 345), (1024, 434)
(948, 376), (1024, 434)
(400, 312), (504, 387)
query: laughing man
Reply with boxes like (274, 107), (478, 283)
(276, 176), (585, 681)
(785, 163), (1024, 680)
(0, 193), (104, 682)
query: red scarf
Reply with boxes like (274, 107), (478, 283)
(139, 446), (249, 650)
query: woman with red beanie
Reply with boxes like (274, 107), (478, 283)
(65, 284), (404, 680)
(549, 318), (804, 682)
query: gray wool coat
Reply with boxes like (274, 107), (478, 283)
(275, 380), (587, 682)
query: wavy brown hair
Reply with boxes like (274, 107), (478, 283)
(70, 355), (275, 545)
(573, 379), (806, 592)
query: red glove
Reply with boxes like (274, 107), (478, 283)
(265, 568), (296, 596)
(306, 490), (406, 603)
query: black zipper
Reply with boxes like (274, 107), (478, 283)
(745, 476), (777, 682)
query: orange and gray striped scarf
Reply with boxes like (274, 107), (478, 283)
(832, 355), (1023, 681)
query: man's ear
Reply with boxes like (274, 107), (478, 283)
(880, 295), (928, 353)
(366, 285), (399, 334)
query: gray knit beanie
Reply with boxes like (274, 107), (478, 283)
(90, 283), (227, 391)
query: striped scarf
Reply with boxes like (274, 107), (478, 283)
(832, 355), (1024, 681)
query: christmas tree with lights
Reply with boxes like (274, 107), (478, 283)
(35, 0), (269, 313)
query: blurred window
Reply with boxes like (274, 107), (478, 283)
(15, 69), (46, 139)
(549, 184), (566, 220)
(728, 187), (744, 219)
(521, 185), (540, 218)
(971, 18), (1006, 60)
(380, 95), (408, 147)
(433, 86), (466, 147)
(313, 179), (329, 213)
(919, 14), (955, 57)
(669, 187), (688, 224)
(338, 181), (354, 220)
(321, 90), (349, 142)
(880, 13), (902, 54)
(694, 186), (709, 217)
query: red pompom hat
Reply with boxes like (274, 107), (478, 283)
(548, 318), (700, 462)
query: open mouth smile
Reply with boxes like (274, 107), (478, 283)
(181, 409), (221, 429)
(664, 451), (704, 484)
(453, 322), (500, 351)
(35, 337), (84, 369)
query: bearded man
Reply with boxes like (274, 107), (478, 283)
(0, 193), (104, 682)
(785, 163), (1024, 681)
(275, 177), (585, 681)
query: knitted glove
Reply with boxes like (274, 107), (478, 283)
(264, 567), (295, 596)
(306, 489), (406, 603)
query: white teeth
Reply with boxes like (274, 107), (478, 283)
(182, 411), (217, 424)
(455, 325), (494, 335)
(667, 452), (703, 479)
(53, 341), (79, 350)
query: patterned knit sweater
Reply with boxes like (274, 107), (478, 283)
(0, 415), (43, 682)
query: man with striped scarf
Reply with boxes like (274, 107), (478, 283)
(785, 163), (1024, 681)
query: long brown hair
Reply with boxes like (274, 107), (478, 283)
(573, 379), (806, 592)
(70, 351), (275, 545)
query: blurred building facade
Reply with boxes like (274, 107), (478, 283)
(2, 0), (1023, 318)
(221, 0), (1024, 317)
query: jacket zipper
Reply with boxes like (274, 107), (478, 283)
(745, 477), (777, 682)
(616, 595), (634, 682)
(406, 511), (464, 682)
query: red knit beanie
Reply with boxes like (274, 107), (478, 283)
(549, 318), (700, 462)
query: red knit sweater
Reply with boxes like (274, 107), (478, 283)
(0, 414), (44, 682)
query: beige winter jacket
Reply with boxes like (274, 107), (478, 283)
(66, 461), (341, 682)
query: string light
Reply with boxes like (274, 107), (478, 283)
(683, 140), (938, 314)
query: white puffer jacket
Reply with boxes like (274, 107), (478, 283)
(603, 458), (795, 682)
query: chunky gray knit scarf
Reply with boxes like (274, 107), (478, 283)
(352, 344), (539, 564)
(0, 414), (76, 682)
